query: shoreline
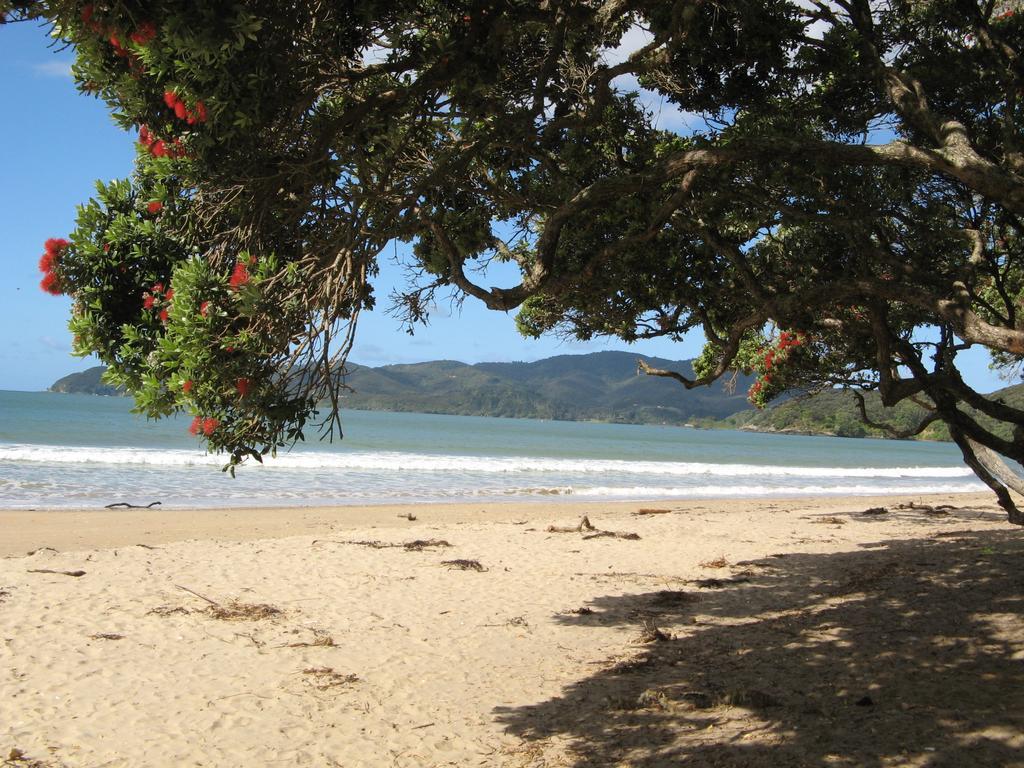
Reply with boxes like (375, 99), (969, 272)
(0, 491), (998, 557)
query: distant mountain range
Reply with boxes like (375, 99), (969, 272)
(50, 352), (755, 425)
(50, 352), (1023, 440)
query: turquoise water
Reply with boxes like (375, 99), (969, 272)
(0, 390), (982, 508)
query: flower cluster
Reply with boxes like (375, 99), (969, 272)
(138, 124), (186, 159)
(229, 259), (252, 289)
(747, 330), (807, 407)
(81, 5), (155, 76)
(142, 281), (174, 323)
(38, 237), (69, 295)
(188, 416), (220, 437)
(164, 90), (208, 126)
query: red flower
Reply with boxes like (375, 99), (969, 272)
(39, 251), (55, 273)
(103, 242), (111, 253)
(153, 282), (165, 294)
(236, 378), (250, 397)
(174, 101), (188, 120)
(201, 417), (219, 436)
(40, 271), (62, 295)
(225, 345), (235, 353)
(200, 301), (210, 317)
(129, 21), (156, 46)
(147, 201), (163, 214)
(228, 261), (250, 289)
(139, 124), (152, 145)
(163, 90), (178, 109)
(183, 379), (193, 394)
(151, 139), (167, 157)
(44, 237), (69, 256)
(165, 288), (174, 301)
(194, 100), (208, 122)
(159, 308), (169, 324)
(188, 416), (201, 436)
(142, 293), (155, 310)
(81, 4), (94, 24)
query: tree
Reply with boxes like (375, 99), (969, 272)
(5, 0), (1024, 521)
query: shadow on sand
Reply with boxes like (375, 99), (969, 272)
(496, 525), (1024, 767)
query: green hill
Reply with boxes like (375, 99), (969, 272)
(339, 351), (754, 423)
(49, 352), (755, 425)
(49, 366), (125, 396)
(716, 384), (1024, 442)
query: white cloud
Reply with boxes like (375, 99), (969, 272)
(33, 60), (74, 78)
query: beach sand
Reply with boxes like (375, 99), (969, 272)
(1, 492), (1022, 767)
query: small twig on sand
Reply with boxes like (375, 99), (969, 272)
(104, 501), (161, 509)
(27, 569), (86, 577)
(175, 584), (221, 605)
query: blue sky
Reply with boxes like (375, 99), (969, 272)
(0, 20), (1010, 394)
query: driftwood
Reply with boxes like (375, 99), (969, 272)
(104, 501), (161, 509)
(27, 569), (85, 577)
(548, 516), (640, 540)
(634, 508), (672, 516)
(547, 516), (597, 533)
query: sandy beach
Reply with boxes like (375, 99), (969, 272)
(2, 491), (1022, 767)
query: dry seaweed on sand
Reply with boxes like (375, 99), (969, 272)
(635, 620), (673, 643)
(582, 530), (641, 540)
(634, 508), (672, 516)
(649, 590), (701, 607)
(206, 601), (282, 622)
(174, 584), (282, 621)
(812, 516), (848, 525)
(148, 605), (190, 617)
(301, 666), (359, 690)
(284, 628), (336, 648)
(441, 559), (488, 572)
(3, 748), (55, 768)
(699, 556), (729, 569)
(312, 538), (451, 551)
(88, 633), (125, 641)
(402, 539), (451, 551)
(861, 506), (889, 516)
(693, 575), (752, 589)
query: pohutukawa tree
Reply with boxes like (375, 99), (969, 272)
(5, 0), (1024, 520)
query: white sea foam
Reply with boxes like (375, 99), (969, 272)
(0, 443), (974, 479)
(565, 482), (985, 498)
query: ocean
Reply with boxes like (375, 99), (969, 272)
(0, 390), (983, 509)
